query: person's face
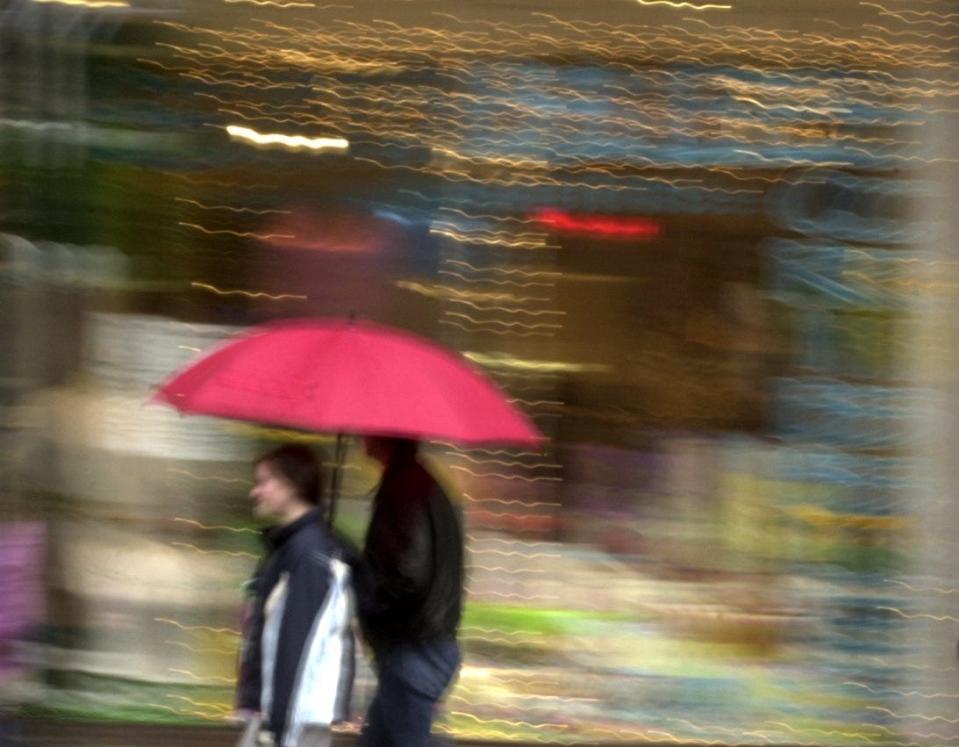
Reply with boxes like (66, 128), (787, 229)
(250, 461), (299, 520)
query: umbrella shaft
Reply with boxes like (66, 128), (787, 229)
(327, 433), (346, 527)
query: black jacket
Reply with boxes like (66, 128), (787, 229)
(359, 451), (464, 652)
(236, 509), (358, 742)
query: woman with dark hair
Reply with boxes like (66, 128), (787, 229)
(235, 444), (357, 747)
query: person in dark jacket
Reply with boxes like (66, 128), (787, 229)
(236, 444), (357, 747)
(357, 437), (464, 747)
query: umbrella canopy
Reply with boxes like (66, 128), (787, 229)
(153, 318), (544, 447)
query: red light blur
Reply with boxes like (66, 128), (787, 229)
(532, 209), (662, 240)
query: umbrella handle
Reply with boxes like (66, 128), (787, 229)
(327, 433), (346, 528)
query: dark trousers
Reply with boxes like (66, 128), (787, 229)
(358, 639), (460, 747)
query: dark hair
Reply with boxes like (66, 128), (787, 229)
(368, 436), (419, 458)
(255, 444), (323, 507)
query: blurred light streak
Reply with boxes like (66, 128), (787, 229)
(867, 706), (959, 724)
(449, 711), (568, 732)
(443, 312), (562, 332)
(32, 0), (129, 7)
(190, 281), (307, 301)
(429, 226), (548, 250)
(441, 320), (556, 338)
(167, 468), (250, 485)
(438, 271), (554, 289)
(446, 261), (567, 280)
(441, 446), (543, 458)
(178, 223), (295, 241)
(460, 634), (545, 647)
(219, 423), (334, 443)
(173, 517), (257, 534)
(861, 2), (959, 26)
(168, 669), (235, 685)
(396, 281), (550, 305)
(467, 590), (560, 602)
(223, 0), (317, 7)
(225, 124), (349, 152)
(154, 618), (240, 636)
(453, 454), (562, 469)
(175, 197), (290, 215)
(531, 209), (662, 240)
(875, 606), (959, 623)
(843, 681), (959, 699)
(148, 704), (226, 722)
(166, 694), (234, 714)
(766, 721), (889, 742)
(0, 118), (73, 133)
(884, 578), (959, 595)
(449, 466), (562, 483)
(634, 0), (732, 11)
(469, 565), (547, 575)
(164, 640), (239, 656)
(469, 536), (558, 549)
(470, 550), (561, 560)
(463, 352), (608, 373)
(466, 498), (560, 509)
(170, 542), (259, 560)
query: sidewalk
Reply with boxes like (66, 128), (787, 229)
(18, 719), (519, 746)
(16, 719), (819, 747)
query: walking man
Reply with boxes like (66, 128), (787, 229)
(357, 437), (464, 747)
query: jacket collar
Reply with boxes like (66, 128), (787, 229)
(261, 507), (323, 550)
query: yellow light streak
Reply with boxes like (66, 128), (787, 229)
(396, 280), (550, 305)
(876, 606), (959, 623)
(453, 454), (562, 469)
(440, 320), (556, 339)
(154, 617), (240, 636)
(225, 124), (349, 152)
(167, 468), (250, 485)
(173, 517), (257, 534)
(634, 0), (731, 9)
(190, 281), (307, 301)
(449, 466), (562, 482)
(463, 351), (608, 373)
(170, 541), (259, 560)
(168, 668), (235, 685)
(166, 695), (234, 713)
(843, 681), (959, 699)
(449, 711), (568, 731)
(470, 564), (546, 574)
(164, 640), (238, 656)
(429, 226), (548, 250)
(867, 706), (959, 724)
(175, 197), (290, 215)
(884, 578), (959, 595)
(32, 0), (129, 7)
(178, 223), (295, 241)
(223, 0), (317, 7)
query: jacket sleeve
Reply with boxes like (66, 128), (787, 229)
(267, 551), (331, 738)
(362, 491), (431, 625)
(236, 580), (264, 713)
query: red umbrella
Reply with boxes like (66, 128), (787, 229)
(155, 317), (542, 444)
(153, 318), (545, 520)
